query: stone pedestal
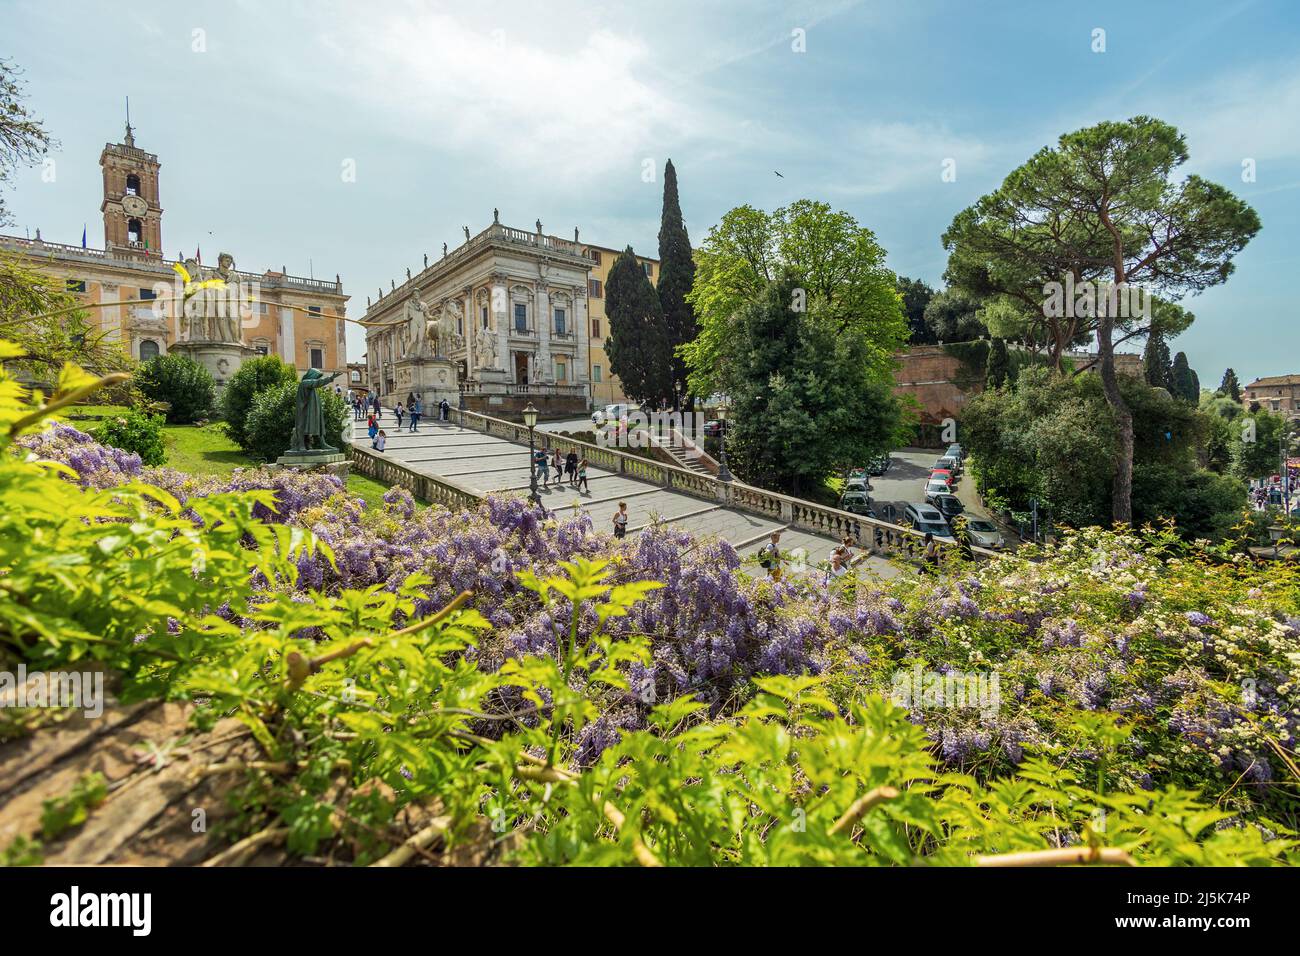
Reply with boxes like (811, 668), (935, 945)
(170, 340), (260, 393)
(273, 450), (350, 480)
(394, 355), (460, 408)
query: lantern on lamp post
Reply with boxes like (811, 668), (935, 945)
(523, 402), (540, 505)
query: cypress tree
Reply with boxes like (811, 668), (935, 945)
(985, 337), (1010, 389)
(656, 159), (696, 410)
(1170, 351), (1196, 403)
(1143, 330), (1172, 389)
(605, 247), (671, 408)
(1219, 367), (1241, 402)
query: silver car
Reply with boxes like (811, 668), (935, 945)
(961, 517), (1004, 549)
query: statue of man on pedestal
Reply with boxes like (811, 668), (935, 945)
(405, 290), (430, 357)
(290, 369), (343, 453)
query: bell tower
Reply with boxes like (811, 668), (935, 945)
(100, 116), (163, 256)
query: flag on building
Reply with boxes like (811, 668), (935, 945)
(81, 225), (87, 248)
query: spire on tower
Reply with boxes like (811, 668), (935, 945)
(124, 96), (134, 147)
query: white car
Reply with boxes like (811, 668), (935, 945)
(592, 403), (632, 425)
(924, 479), (951, 503)
(962, 518), (1004, 549)
(903, 503), (954, 542)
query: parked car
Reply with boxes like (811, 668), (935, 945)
(844, 475), (870, 496)
(946, 443), (963, 462)
(961, 517), (1004, 549)
(935, 454), (961, 475)
(592, 403), (633, 425)
(928, 469), (954, 487)
(930, 492), (965, 519)
(903, 503), (954, 542)
(702, 419), (728, 438)
(867, 454), (892, 476)
(839, 490), (875, 516)
(924, 479), (953, 503)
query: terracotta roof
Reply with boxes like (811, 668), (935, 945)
(1244, 374), (1300, 388)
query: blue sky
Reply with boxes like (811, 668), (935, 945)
(7, 0), (1299, 380)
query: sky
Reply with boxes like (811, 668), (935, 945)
(6, 0), (1299, 380)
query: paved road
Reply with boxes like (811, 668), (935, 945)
(865, 448), (990, 524)
(353, 411), (904, 581)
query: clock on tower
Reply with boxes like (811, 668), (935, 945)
(99, 121), (163, 256)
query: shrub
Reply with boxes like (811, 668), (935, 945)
(243, 380), (347, 463)
(92, 407), (166, 466)
(134, 353), (215, 424)
(221, 355), (298, 451)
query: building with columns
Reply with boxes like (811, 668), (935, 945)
(0, 122), (348, 375)
(363, 219), (594, 415)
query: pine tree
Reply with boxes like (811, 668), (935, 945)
(1170, 351), (1197, 403)
(605, 247), (671, 408)
(985, 337), (1010, 389)
(1219, 367), (1241, 402)
(1143, 330), (1172, 389)
(656, 159), (696, 410)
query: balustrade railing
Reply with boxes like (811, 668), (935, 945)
(347, 445), (481, 511)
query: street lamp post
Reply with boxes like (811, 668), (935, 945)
(523, 401), (540, 505)
(715, 400), (733, 483)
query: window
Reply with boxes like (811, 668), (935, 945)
(514, 302), (528, 333)
(481, 305), (489, 328)
(310, 348), (324, 370)
(125, 174), (140, 196)
(591, 250), (602, 265)
(588, 279), (603, 298)
(556, 360), (567, 382)
(138, 288), (156, 301)
(457, 316), (464, 336)
(127, 218), (142, 243)
(591, 319), (601, 339)
(255, 345), (269, 356)
(554, 307), (566, 335)
(642, 262), (653, 279)
(593, 364), (602, 383)
(139, 339), (160, 361)
(350, 369), (361, 383)
(66, 278), (86, 293)
(308, 305), (322, 316)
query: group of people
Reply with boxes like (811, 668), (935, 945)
(757, 531), (868, 586)
(535, 446), (590, 493)
(351, 390), (381, 421)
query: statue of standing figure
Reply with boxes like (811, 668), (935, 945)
(290, 369), (343, 453)
(404, 290), (431, 357)
(181, 251), (242, 342)
(474, 321), (499, 369)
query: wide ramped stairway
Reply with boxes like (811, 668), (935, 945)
(348, 408), (994, 580)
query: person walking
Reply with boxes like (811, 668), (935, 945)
(409, 398), (421, 433)
(576, 457), (590, 493)
(373, 394), (382, 419)
(551, 448), (563, 487)
(758, 531), (783, 581)
(372, 429), (387, 452)
(440, 398), (450, 421)
(566, 449), (579, 486)
(394, 402), (405, 430)
(612, 501), (629, 539)
(367, 413), (378, 442)
(407, 392), (416, 410)
(536, 446), (550, 485)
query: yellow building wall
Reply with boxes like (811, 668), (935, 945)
(585, 245), (658, 409)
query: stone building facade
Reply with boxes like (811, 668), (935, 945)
(1243, 374), (1300, 421)
(363, 220), (593, 415)
(0, 123), (348, 375)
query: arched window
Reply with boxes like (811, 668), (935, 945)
(125, 174), (141, 196)
(127, 218), (142, 243)
(139, 339), (160, 361)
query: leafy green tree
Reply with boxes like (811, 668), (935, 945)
(656, 159), (696, 410)
(895, 276), (936, 345)
(221, 354), (298, 451)
(1219, 368), (1241, 402)
(0, 58), (55, 227)
(244, 380), (346, 463)
(1171, 352), (1197, 403)
(942, 117), (1260, 523)
(683, 200), (907, 399)
(605, 247), (671, 408)
(725, 272), (908, 497)
(1143, 330), (1172, 389)
(985, 338), (1010, 389)
(923, 288), (985, 343)
(93, 407), (166, 466)
(134, 353), (215, 424)
(1233, 409), (1288, 481)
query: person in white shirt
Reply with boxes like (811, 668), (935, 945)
(372, 429), (386, 452)
(758, 530), (783, 580)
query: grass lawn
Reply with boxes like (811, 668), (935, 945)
(159, 422), (392, 508)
